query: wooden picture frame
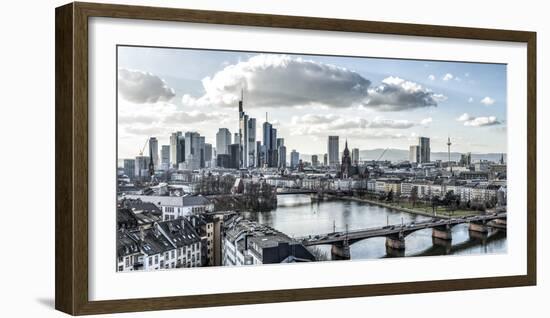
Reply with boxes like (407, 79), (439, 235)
(55, 1), (536, 315)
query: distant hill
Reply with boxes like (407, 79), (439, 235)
(299, 149), (506, 163)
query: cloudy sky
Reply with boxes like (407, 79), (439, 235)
(117, 46), (507, 159)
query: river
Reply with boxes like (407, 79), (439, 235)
(242, 194), (507, 260)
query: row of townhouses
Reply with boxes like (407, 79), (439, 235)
(117, 219), (202, 272)
(373, 179), (504, 203)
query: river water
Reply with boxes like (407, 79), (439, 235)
(242, 194), (507, 260)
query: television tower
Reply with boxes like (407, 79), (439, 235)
(447, 137), (452, 173)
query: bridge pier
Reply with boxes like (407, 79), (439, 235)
(468, 229), (488, 243)
(432, 225), (452, 241)
(469, 221), (488, 234)
(432, 237), (452, 253)
(385, 246), (405, 257)
(385, 233), (405, 250)
(331, 243), (350, 260)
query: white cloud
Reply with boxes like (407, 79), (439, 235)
(480, 96), (496, 106)
(291, 114), (339, 125)
(291, 114), (422, 133)
(118, 68), (175, 103)
(442, 73), (454, 81)
(468, 97), (474, 103)
(432, 94), (448, 102)
(457, 113), (500, 127)
(365, 76), (445, 111)
(457, 113), (472, 121)
(182, 54), (371, 109)
(369, 117), (416, 129)
(464, 116), (500, 127)
(181, 55), (444, 112)
(118, 101), (226, 137)
(420, 117), (433, 125)
(428, 74), (435, 81)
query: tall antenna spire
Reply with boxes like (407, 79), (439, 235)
(447, 136), (452, 173)
(238, 88), (243, 113)
(266, 112), (268, 123)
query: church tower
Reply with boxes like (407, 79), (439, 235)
(341, 140), (352, 179)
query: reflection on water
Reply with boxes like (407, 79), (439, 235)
(241, 194), (507, 260)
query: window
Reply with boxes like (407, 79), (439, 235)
(171, 250), (175, 258)
(118, 266), (123, 271)
(155, 255), (158, 264)
(125, 257), (129, 267)
(148, 257), (152, 266)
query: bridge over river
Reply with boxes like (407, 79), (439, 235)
(297, 212), (507, 259)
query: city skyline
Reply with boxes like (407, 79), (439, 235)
(117, 46), (507, 160)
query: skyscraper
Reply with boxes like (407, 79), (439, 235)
(323, 154), (328, 166)
(352, 148), (359, 165)
(290, 150), (300, 169)
(134, 155), (150, 180)
(123, 159), (135, 180)
(198, 136), (205, 168)
(262, 119), (278, 167)
(263, 121), (272, 150)
(460, 152), (472, 166)
(216, 128), (231, 155)
(233, 133), (240, 145)
(409, 145), (420, 163)
(418, 137), (431, 163)
(276, 138), (284, 149)
(278, 145), (287, 169)
(238, 92), (256, 168)
(148, 137), (159, 169)
(311, 155), (319, 167)
(256, 141), (264, 167)
(270, 128), (278, 167)
(204, 143), (213, 168)
(169, 131), (182, 168)
(328, 136), (339, 166)
(160, 145), (170, 170)
(239, 112), (248, 168)
(184, 132), (201, 170)
(228, 144), (240, 169)
(247, 117), (256, 168)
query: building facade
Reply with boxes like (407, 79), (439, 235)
(328, 136), (339, 166)
(216, 128), (231, 155)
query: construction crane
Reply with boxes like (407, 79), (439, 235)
(376, 148), (389, 162)
(138, 138), (149, 156)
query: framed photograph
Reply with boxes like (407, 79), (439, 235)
(55, 2), (536, 315)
